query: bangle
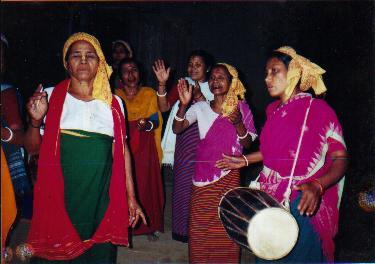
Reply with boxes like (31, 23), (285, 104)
(237, 131), (248, 140)
(312, 178), (325, 196)
(233, 119), (242, 125)
(194, 93), (203, 100)
(29, 121), (42, 129)
(145, 121), (154, 132)
(242, 154), (249, 167)
(174, 115), (185, 122)
(1, 126), (13, 142)
(156, 91), (167, 97)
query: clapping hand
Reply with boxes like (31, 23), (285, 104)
(227, 106), (242, 126)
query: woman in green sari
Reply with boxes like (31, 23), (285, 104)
(24, 32), (146, 264)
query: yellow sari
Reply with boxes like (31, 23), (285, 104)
(1, 146), (17, 249)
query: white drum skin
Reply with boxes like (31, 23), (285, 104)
(247, 207), (299, 260)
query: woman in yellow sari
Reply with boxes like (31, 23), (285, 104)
(115, 58), (164, 240)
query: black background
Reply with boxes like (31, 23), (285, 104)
(2, 1), (374, 261)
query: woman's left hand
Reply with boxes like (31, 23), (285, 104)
(216, 153), (246, 170)
(137, 118), (148, 131)
(227, 107), (242, 126)
(293, 181), (322, 216)
(128, 197), (147, 228)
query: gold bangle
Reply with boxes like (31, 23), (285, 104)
(312, 178), (325, 196)
(242, 154), (249, 167)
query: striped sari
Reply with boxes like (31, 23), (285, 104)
(189, 170), (240, 263)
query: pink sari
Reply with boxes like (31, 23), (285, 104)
(258, 93), (346, 262)
(194, 101), (257, 185)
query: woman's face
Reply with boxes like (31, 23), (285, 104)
(112, 43), (128, 65)
(187, 55), (207, 82)
(67, 40), (99, 82)
(120, 62), (140, 88)
(208, 66), (231, 96)
(264, 57), (288, 98)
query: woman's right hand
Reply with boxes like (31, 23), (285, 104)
(177, 78), (192, 106)
(26, 84), (48, 122)
(216, 153), (246, 170)
(152, 59), (170, 84)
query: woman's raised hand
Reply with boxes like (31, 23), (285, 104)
(216, 153), (246, 170)
(26, 84), (48, 122)
(152, 59), (170, 84)
(177, 78), (192, 106)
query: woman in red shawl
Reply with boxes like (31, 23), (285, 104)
(23, 32), (146, 264)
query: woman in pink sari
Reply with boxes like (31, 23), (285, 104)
(173, 63), (257, 263)
(217, 47), (348, 263)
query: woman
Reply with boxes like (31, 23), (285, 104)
(110, 40), (133, 90)
(173, 63), (257, 263)
(216, 47), (348, 262)
(115, 58), (164, 240)
(153, 50), (214, 242)
(23, 32), (146, 263)
(1, 33), (31, 202)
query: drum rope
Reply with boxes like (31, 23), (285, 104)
(282, 98), (314, 210)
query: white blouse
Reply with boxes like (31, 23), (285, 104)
(185, 101), (219, 139)
(42, 87), (125, 137)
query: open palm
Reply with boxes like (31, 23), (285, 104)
(152, 59), (170, 83)
(177, 78), (192, 106)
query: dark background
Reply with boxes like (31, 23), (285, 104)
(1, 1), (374, 262)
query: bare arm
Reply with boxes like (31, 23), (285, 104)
(1, 88), (25, 146)
(294, 149), (348, 216)
(216, 151), (263, 170)
(124, 141), (147, 227)
(227, 107), (252, 149)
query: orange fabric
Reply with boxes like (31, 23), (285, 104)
(115, 87), (163, 162)
(1, 146), (17, 249)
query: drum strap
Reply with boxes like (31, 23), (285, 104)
(282, 98), (314, 210)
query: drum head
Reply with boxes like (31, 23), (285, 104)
(247, 207), (299, 260)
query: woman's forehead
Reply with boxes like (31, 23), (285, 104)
(266, 57), (284, 67)
(70, 40), (96, 52)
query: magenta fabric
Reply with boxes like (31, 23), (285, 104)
(194, 101), (256, 184)
(258, 93), (346, 262)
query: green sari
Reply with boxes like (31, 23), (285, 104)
(32, 130), (117, 264)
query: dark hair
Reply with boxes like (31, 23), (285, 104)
(116, 57), (145, 85)
(187, 50), (215, 72)
(209, 64), (233, 83)
(112, 42), (131, 57)
(268, 51), (292, 69)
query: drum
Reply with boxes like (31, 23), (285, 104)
(218, 187), (299, 260)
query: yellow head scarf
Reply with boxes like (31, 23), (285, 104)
(275, 46), (327, 100)
(218, 63), (246, 116)
(63, 32), (113, 105)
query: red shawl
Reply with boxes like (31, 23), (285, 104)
(27, 79), (129, 260)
